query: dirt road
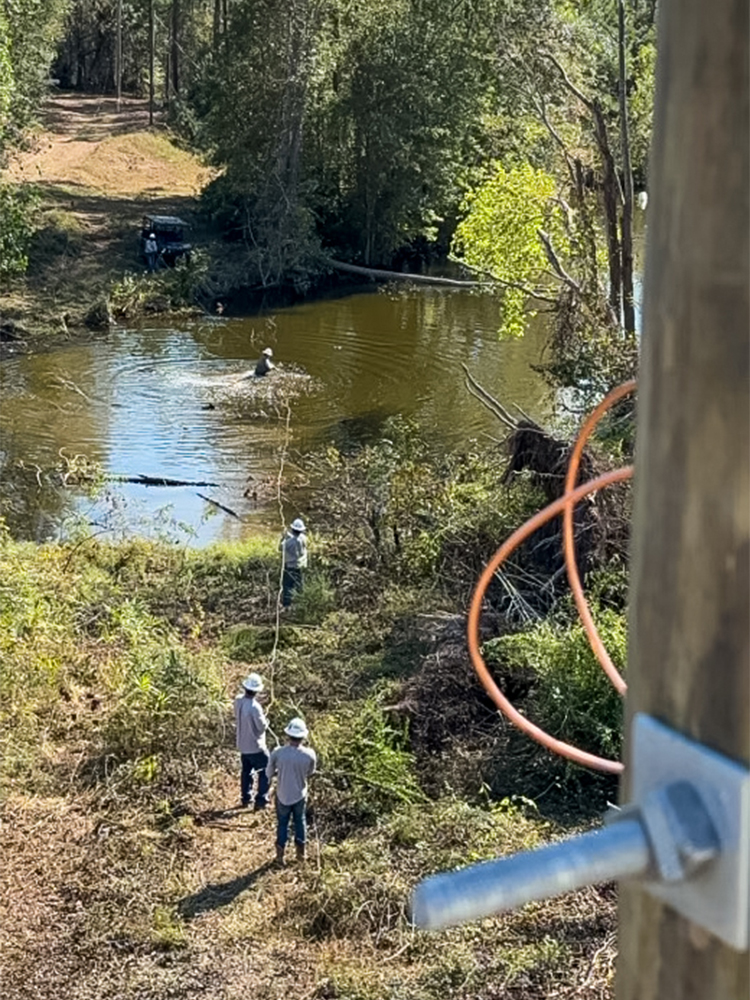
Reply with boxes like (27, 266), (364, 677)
(1, 94), (214, 339)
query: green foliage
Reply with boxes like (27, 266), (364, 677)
(452, 164), (565, 337)
(0, 184), (38, 280)
(0, 534), (226, 797)
(308, 418), (542, 600)
(314, 697), (426, 825)
(1, 0), (68, 143)
(100, 604), (225, 765)
(293, 567), (336, 624)
(110, 250), (210, 316)
(485, 607), (627, 760)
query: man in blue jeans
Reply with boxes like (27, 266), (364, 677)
(234, 673), (269, 810)
(266, 717), (316, 865)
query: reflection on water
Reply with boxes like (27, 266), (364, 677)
(0, 286), (552, 544)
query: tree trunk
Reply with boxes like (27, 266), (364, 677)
(618, 0), (636, 335)
(213, 0), (221, 49)
(592, 98), (622, 322)
(171, 0), (180, 96)
(618, 0), (749, 996)
(148, 0), (155, 125)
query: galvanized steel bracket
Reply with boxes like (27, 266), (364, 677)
(628, 713), (750, 950)
(410, 714), (750, 949)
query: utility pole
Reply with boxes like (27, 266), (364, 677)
(115, 0), (123, 110)
(618, 0), (749, 997)
(148, 0), (155, 126)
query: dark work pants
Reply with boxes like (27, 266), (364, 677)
(241, 751), (269, 806)
(282, 567), (303, 606)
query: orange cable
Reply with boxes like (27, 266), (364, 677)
(562, 380), (637, 696)
(467, 468), (632, 774)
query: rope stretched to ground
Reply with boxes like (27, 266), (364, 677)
(467, 381), (638, 774)
(265, 400), (293, 745)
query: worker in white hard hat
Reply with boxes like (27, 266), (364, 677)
(254, 346), (275, 377)
(279, 516), (308, 608)
(265, 717), (316, 866)
(234, 673), (269, 809)
(144, 232), (159, 273)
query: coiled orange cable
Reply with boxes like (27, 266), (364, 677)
(562, 380), (636, 696)
(467, 382), (637, 774)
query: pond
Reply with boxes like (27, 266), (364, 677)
(0, 285), (553, 545)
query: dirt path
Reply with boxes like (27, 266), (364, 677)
(1, 94), (214, 340)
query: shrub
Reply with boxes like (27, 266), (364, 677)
(293, 568), (336, 624)
(485, 607), (626, 760)
(313, 697), (426, 829)
(0, 183), (37, 281)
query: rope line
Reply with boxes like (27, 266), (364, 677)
(467, 380), (638, 774)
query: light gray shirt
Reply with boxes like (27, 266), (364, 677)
(280, 532), (308, 569)
(234, 696), (268, 754)
(266, 744), (317, 805)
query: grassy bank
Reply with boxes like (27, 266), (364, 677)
(0, 429), (625, 999)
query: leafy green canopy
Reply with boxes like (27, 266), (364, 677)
(452, 163), (567, 337)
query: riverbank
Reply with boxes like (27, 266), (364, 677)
(0, 485), (621, 999)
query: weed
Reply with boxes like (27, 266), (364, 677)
(293, 567), (337, 623)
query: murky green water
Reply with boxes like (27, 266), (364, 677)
(0, 286), (553, 544)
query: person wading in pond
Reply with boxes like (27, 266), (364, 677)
(144, 232), (159, 273)
(254, 347), (275, 377)
(266, 717), (316, 866)
(234, 673), (269, 810)
(279, 517), (307, 609)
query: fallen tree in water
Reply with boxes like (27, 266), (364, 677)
(325, 258), (489, 288)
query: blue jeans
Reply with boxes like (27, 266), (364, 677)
(241, 751), (269, 806)
(282, 567), (303, 606)
(275, 797), (306, 848)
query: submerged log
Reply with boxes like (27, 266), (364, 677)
(110, 474), (220, 488)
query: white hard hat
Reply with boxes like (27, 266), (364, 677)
(262, 347), (274, 356)
(242, 673), (264, 692)
(149, 233), (155, 239)
(285, 717), (308, 739)
(290, 517), (306, 532)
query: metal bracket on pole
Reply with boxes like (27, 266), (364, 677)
(410, 714), (750, 950)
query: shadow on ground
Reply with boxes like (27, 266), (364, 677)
(177, 860), (275, 919)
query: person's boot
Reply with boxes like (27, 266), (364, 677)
(275, 846), (285, 868)
(295, 842), (306, 863)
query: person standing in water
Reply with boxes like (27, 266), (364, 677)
(254, 347), (275, 377)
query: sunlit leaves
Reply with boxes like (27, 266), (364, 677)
(452, 163), (566, 338)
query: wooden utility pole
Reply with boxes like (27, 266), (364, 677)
(618, 0), (749, 997)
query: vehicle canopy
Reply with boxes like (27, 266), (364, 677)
(142, 215), (189, 242)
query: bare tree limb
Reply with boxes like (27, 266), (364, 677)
(538, 229), (583, 294)
(461, 363), (518, 430)
(540, 51), (595, 112)
(533, 90), (579, 191)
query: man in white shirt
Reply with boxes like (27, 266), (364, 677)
(234, 673), (269, 810)
(279, 517), (308, 608)
(266, 717), (316, 865)
(144, 232), (159, 273)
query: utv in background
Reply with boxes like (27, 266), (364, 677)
(141, 215), (192, 268)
